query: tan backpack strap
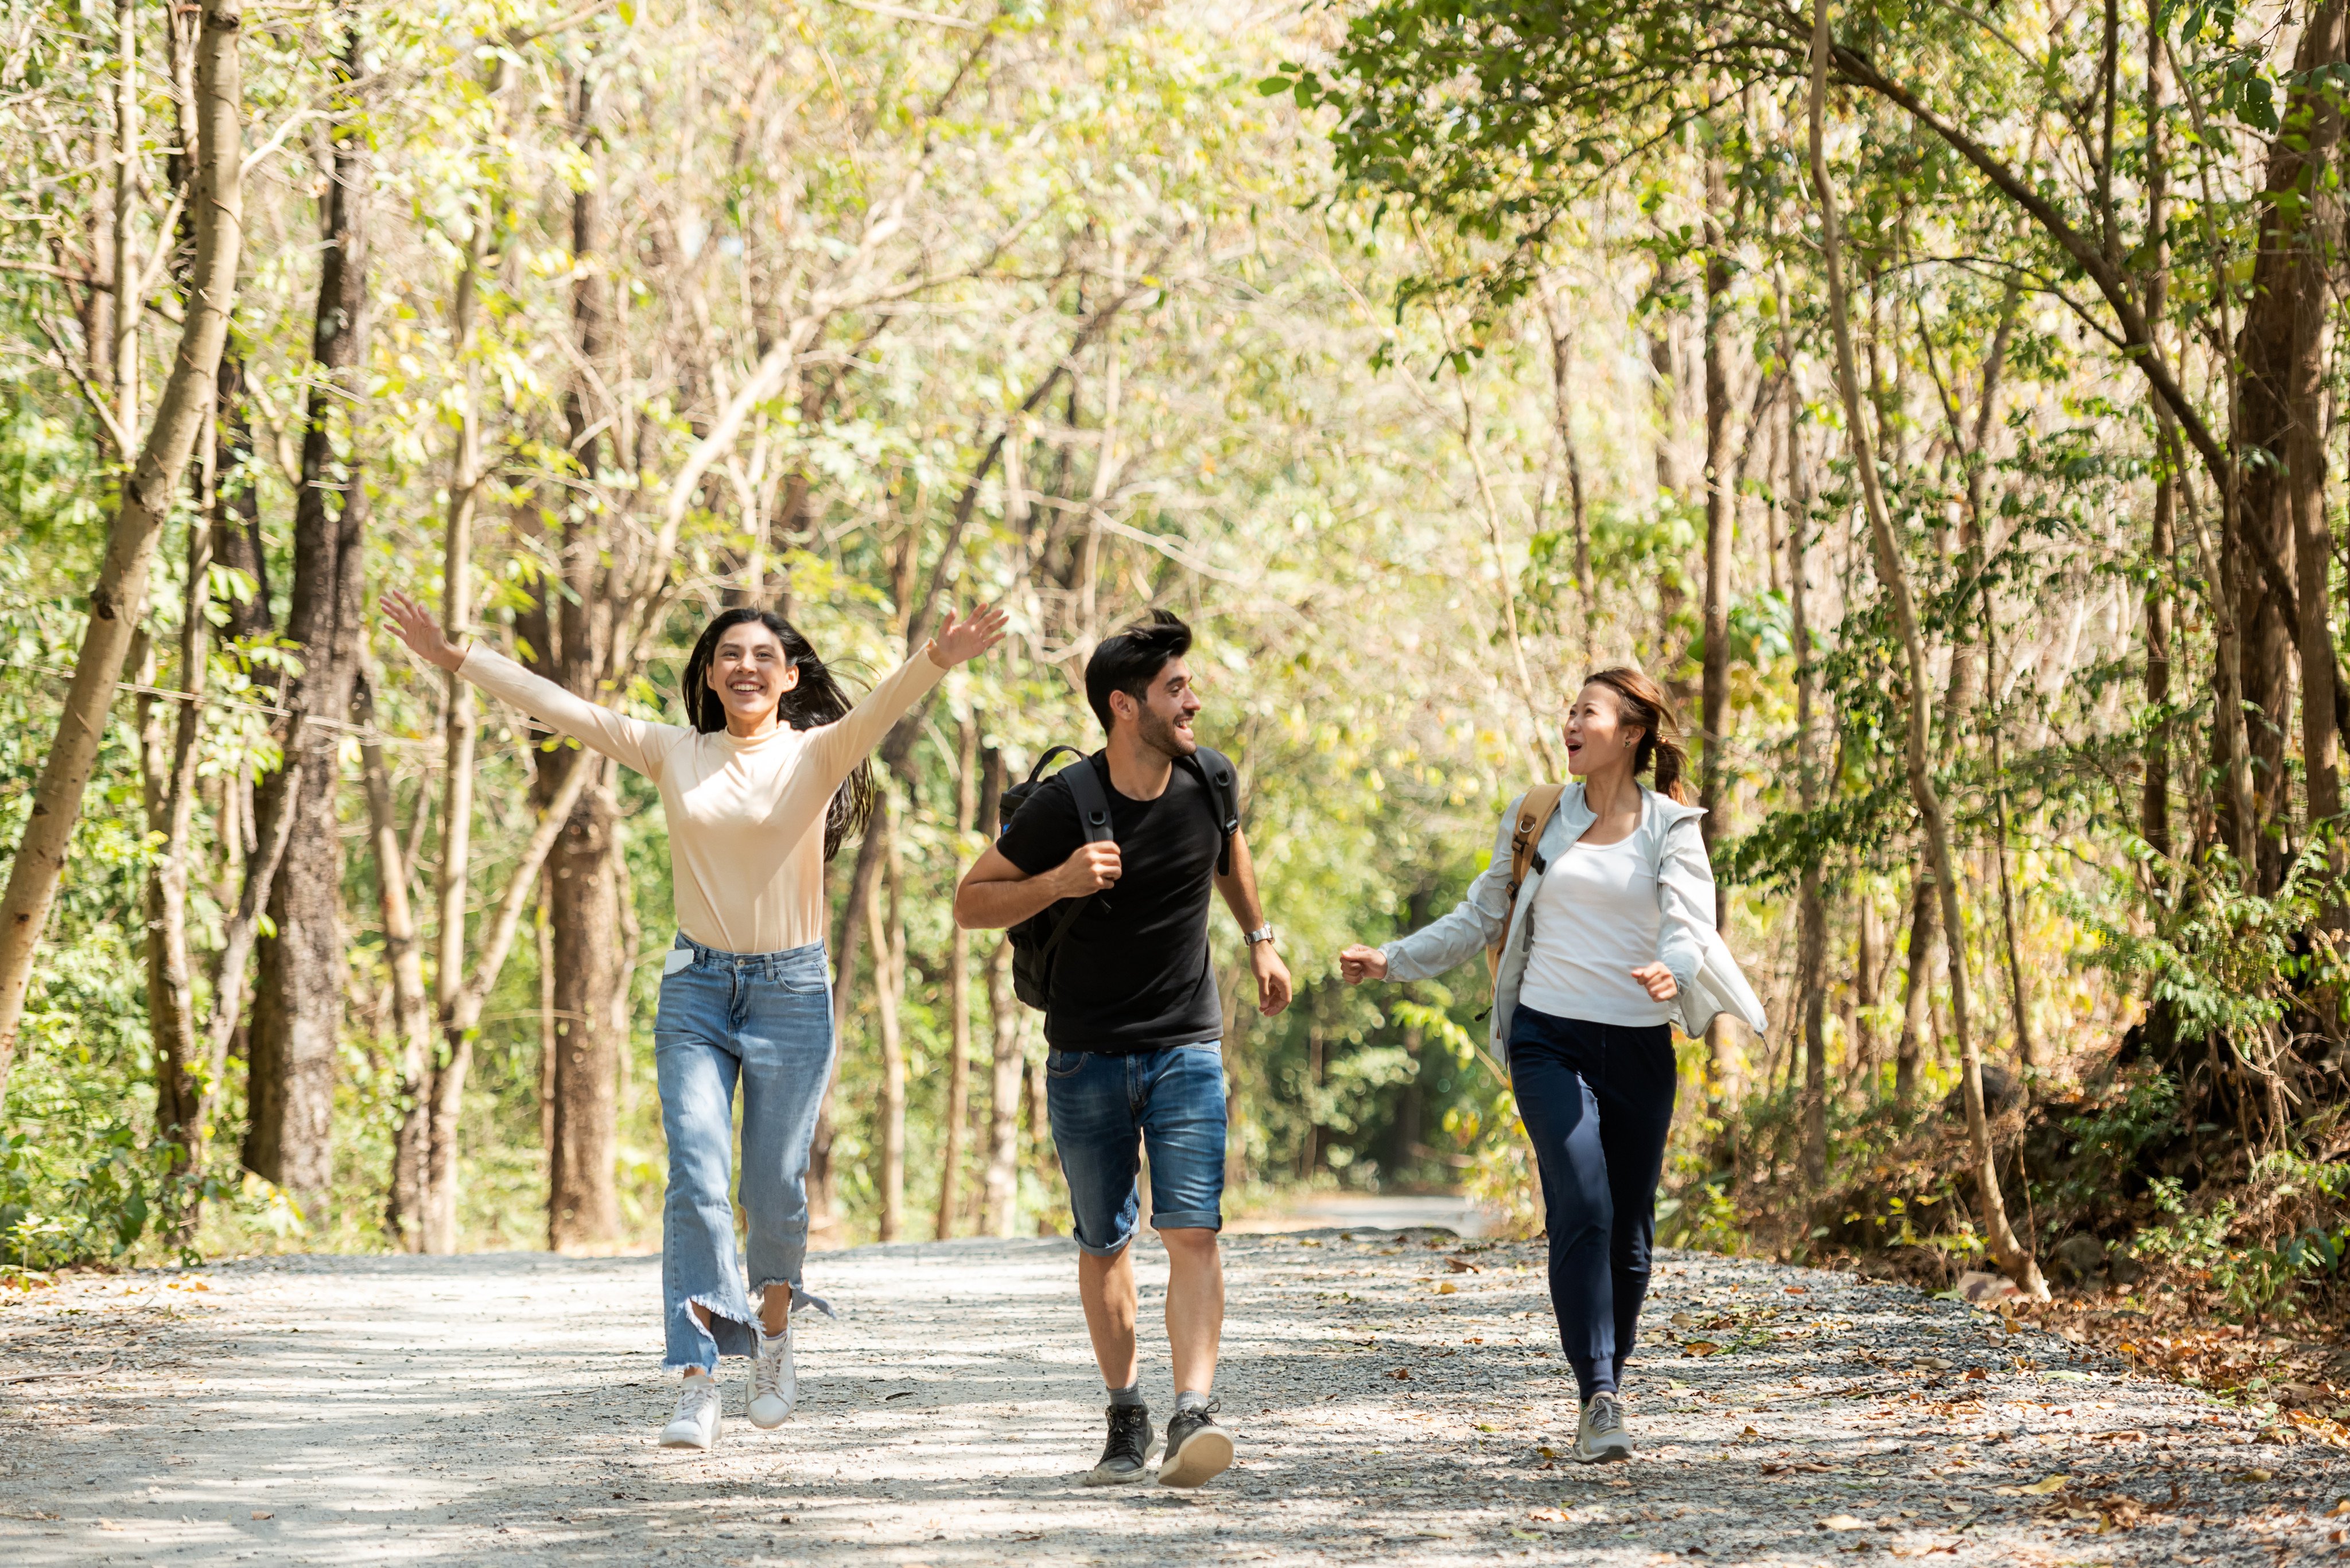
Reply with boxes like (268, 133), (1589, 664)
(1506, 783), (1567, 901)
(1487, 783), (1567, 985)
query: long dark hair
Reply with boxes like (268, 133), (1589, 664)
(681, 607), (875, 860)
(1584, 667), (1692, 804)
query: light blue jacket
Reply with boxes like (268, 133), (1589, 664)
(1378, 782), (1767, 1065)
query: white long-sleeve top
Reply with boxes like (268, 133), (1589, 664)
(457, 641), (945, 955)
(1517, 828), (1675, 1026)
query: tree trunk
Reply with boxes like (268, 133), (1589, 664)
(982, 930), (1022, 1238)
(389, 150), (495, 1255)
(245, 27), (371, 1213)
(0, 0), (244, 1107)
(935, 717), (986, 1240)
(359, 670), (434, 1250)
(1892, 873), (1934, 1112)
(540, 60), (626, 1251)
(149, 509), (209, 1182)
(1810, 0), (2045, 1297)
(2142, 24), (2176, 862)
(543, 768), (624, 1250)
(871, 797), (908, 1242)
(2230, 0), (2347, 886)
(1788, 365), (1829, 1192)
(1699, 149), (1742, 1114)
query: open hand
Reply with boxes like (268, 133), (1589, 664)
(930, 603), (1009, 668)
(1252, 940), (1293, 1017)
(384, 589), (465, 673)
(1337, 944), (1388, 985)
(1630, 962), (1679, 1002)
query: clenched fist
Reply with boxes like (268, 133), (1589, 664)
(1337, 943), (1388, 985)
(1052, 841), (1122, 899)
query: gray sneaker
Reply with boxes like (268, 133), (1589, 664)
(1571, 1391), (1633, 1464)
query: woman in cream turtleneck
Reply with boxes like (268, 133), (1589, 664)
(387, 592), (1005, 1451)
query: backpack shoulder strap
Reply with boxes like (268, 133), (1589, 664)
(1183, 746), (1242, 876)
(1508, 782), (1567, 900)
(1487, 783), (1567, 983)
(1035, 754), (1117, 966)
(1063, 751), (1116, 845)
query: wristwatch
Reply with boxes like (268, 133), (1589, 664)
(1244, 925), (1276, 947)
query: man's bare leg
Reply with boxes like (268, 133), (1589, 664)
(1160, 1227), (1222, 1394)
(1078, 1244), (1141, 1388)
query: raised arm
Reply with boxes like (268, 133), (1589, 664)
(1338, 800), (1521, 985)
(383, 590), (675, 779)
(801, 604), (1008, 787)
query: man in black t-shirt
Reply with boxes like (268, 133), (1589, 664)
(955, 610), (1291, 1491)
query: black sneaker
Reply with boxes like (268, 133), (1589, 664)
(1083, 1403), (1155, 1486)
(1157, 1399), (1233, 1488)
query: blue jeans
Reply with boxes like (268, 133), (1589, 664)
(1045, 1043), (1226, 1255)
(653, 934), (837, 1372)
(1506, 1006), (1677, 1403)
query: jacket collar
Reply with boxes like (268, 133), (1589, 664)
(1554, 778), (1707, 831)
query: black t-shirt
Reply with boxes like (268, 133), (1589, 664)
(995, 755), (1225, 1053)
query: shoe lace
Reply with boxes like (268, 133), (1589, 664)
(1105, 1406), (1149, 1464)
(673, 1378), (720, 1423)
(752, 1334), (790, 1401)
(1586, 1394), (1623, 1436)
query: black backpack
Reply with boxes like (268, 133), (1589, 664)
(999, 744), (1241, 1012)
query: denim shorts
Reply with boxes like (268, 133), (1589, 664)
(1044, 1042), (1226, 1255)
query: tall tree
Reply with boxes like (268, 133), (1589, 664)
(1807, 0), (2044, 1296)
(0, 0), (245, 1108)
(244, 21), (374, 1211)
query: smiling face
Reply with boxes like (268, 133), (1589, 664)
(1112, 655), (1203, 760)
(704, 621), (801, 734)
(1563, 681), (1640, 779)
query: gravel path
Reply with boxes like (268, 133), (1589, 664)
(3, 1232), (2345, 1565)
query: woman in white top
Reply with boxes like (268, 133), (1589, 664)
(1339, 668), (1756, 1465)
(387, 592), (1005, 1452)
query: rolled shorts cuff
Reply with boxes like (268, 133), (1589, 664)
(1149, 1208), (1222, 1234)
(1072, 1227), (1137, 1259)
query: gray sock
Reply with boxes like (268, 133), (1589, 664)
(1175, 1389), (1209, 1414)
(1108, 1382), (1145, 1409)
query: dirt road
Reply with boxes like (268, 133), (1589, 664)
(3, 1232), (2344, 1565)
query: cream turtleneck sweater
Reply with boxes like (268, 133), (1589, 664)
(457, 643), (945, 955)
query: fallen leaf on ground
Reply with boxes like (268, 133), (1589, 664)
(1741, 1425), (1758, 1436)
(1435, 1281), (1458, 1295)
(1447, 1256), (1479, 1273)
(1963, 1367), (1987, 1381)
(2022, 1474), (2071, 1495)
(1387, 1367), (1411, 1380)
(2326, 1499), (2350, 1518)
(2231, 1468), (2273, 1483)
(250, 1512), (272, 1521)
(1685, 1341), (1721, 1356)
(1818, 1515), (1871, 1531)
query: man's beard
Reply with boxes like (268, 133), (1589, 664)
(1136, 702), (1197, 760)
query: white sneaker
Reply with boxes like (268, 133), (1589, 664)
(660, 1372), (723, 1450)
(748, 1326), (796, 1429)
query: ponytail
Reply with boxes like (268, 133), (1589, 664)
(1584, 667), (1691, 804)
(681, 606), (876, 860)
